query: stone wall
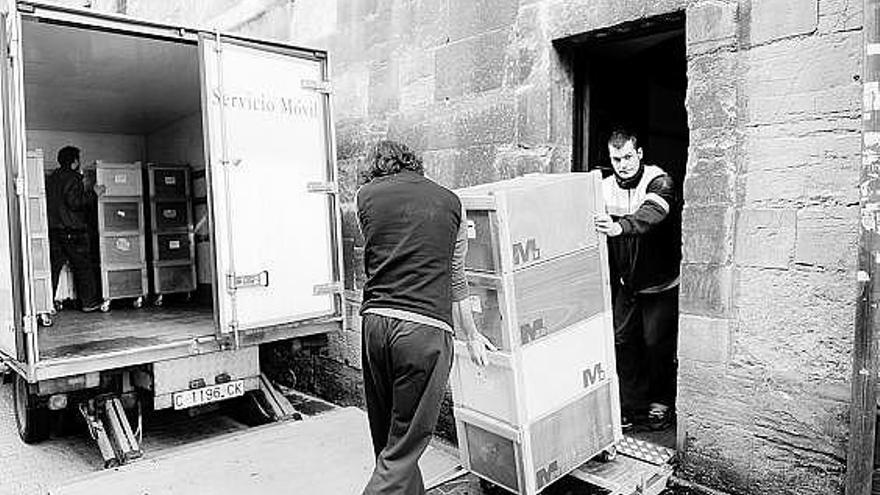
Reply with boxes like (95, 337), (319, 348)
(69, 0), (864, 492)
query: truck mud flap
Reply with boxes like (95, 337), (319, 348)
(569, 436), (674, 495)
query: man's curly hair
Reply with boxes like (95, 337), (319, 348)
(361, 140), (424, 184)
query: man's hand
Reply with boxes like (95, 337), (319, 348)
(93, 184), (107, 197)
(466, 332), (496, 367)
(594, 213), (623, 237)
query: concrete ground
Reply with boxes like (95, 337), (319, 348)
(0, 376), (685, 495)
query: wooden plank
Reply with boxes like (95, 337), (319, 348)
(451, 343), (518, 425)
(528, 382), (616, 492)
(512, 247), (605, 346)
(503, 176), (597, 271)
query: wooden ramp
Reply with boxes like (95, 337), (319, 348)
(50, 407), (460, 495)
(569, 436), (675, 495)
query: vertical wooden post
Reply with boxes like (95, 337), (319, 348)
(847, 2), (880, 493)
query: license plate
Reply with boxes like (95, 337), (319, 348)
(172, 380), (245, 410)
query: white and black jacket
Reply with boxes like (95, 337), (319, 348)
(602, 165), (682, 294)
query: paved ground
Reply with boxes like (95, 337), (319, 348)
(0, 380), (256, 495)
(0, 377), (685, 495)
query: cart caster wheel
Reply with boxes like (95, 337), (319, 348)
(38, 314), (53, 327)
(100, 300), (111, 313)
(154, 295), (164, 307)
(185, 292), (193, 302)
(599, 445), (618, 462)
(133, 297), (144, 309)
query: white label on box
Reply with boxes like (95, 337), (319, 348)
(470, 295), (482, 314)
(114, 174), (127, 184)
(169, 240), (181, 249)
(164, 176), (177, 185)
(466, 219), (476, 239)
(115, 238), (131, 251)
(116, 210), (126, 218)
(163, 209), (178, 219)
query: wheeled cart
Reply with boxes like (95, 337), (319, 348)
(23, 149), (53, 326)
(94, 161), (148, 311)
(451, 172), (622, 494)
(146, 163), (196, 305)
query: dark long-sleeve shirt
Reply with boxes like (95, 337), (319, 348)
(46, 167), (95, 232)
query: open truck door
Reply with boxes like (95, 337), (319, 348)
(0, 3), (37, 371)
(0, 6), (22, 364)
(0, 2), (52, 443)
(199, 34), (341, 339)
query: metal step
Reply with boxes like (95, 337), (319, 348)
(79, 396), (142, 468)
(257, 373), (302, 422)
(569, 436), (674, 495)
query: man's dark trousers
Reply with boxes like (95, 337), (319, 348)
(50, 231), (100, 308)
(613, 286), (679, 411)
(361, 314), (453, 495)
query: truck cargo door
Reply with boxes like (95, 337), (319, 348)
(0, 8), (28, 363)
(199, 34), (340, 333)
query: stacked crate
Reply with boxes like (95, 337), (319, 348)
(95, 161), (148, 310)
(24, 150), (53, 326)
(450, 172), (621, 495)
(146, 164), (195, 304)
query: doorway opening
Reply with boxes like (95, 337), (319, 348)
(564, 13), (688, 451)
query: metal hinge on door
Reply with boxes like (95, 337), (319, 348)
(13, 177), (23, 196)
(313, 282), (344, 296)
(227, 271), (269, 292)
(307, 181), (338, 194)
(21, 315), (33, 334)
(301, 79), (332, 94)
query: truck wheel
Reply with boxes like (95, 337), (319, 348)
(13, 374), (50, 443)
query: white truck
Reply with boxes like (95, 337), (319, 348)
(0, 0), (344, 466)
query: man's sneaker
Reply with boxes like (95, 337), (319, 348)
(648, 405), (675, 431)
(621, 413), (633, 432)
(81, 303), (102, 313)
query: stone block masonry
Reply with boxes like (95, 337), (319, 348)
(88, 1), (865, 493)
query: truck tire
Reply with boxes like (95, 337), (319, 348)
(13, 374), (50, 443)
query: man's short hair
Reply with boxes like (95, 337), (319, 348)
(362, 140), (424, 183)
(608, 128), (639, 150)
(57, 146), (81, 168)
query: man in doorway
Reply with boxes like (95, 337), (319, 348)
(357, 140), (494, 495)
(594, 129), (681, 431)
(47, 145), (103, 312)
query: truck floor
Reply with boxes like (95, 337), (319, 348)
(38, 305), (213, 361)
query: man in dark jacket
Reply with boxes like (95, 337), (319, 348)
(594, 129), (681, 431)
(47, 146), (102, 312)
(357, 140), (494, 495)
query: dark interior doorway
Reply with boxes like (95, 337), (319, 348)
(564, 13), (688, 450)
(570, 13), (688, 196)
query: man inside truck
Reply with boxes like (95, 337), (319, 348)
(593, 129), (681, 432)
(357, 140), (495, 495)
(47, 145), (103, 313)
